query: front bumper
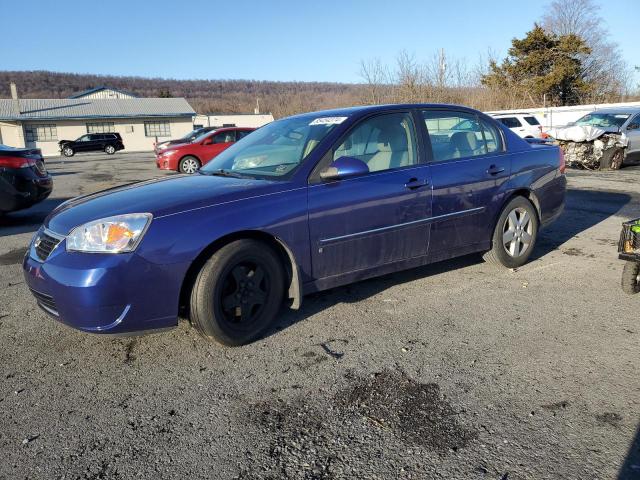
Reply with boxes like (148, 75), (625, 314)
(23, 229), (187, 334)
(155, 155), (175, 171)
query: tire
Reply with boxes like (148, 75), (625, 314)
(622, 261), (640, 295)
(600, 147), (624, 170)
(483, 196), (539, 269)
(190, 239), (285, 346)
(104, 145), (116, 155)
(62, 146), (74, 157)
(179, 156), (201, 174)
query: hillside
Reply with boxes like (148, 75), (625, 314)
(0, 71), (365, 118)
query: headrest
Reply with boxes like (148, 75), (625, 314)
(450, 131), (478, 151)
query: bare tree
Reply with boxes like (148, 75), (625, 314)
(541, 0), (632, 101)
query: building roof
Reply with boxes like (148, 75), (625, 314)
(68, 86), (139, 99)
(0, 98), (195, 121)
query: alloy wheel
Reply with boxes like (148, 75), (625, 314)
(182, 158), (199, 174)
(502, 207), (533, 258)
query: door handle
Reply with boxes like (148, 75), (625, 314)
(404, 178), (429, 190)
(487, 165), (505, 176)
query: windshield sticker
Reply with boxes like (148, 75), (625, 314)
(309, 117), (347, 126)
(614, 114), (630, 118)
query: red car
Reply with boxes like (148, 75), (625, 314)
(155, 127), (254, 174)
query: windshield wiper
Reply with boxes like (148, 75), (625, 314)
(202, 169), (250, 179)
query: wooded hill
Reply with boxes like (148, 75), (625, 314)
(0, 71), (364, 118)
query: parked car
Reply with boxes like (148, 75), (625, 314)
(154, 127), (217, 154)
(59, 133), (124, 157)
(491, 113), (545, 139)
(24, 104), (566, 346)
(155, 127), (255, 173)
(0, 144), (52, 214)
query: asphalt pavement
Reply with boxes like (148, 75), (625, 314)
(1, 152), (639, 479)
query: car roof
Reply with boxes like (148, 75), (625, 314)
(285, 103), (485, 120)
(585, 107), (640, 114)
(492, 112), (534, 117)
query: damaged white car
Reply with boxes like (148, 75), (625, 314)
(547, 108), (640, 170)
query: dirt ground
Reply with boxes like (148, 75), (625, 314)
(1, 152), (639, 479)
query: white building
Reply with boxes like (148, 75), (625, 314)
(193, 113), (274, 129)
(69, 86), (139, 99)
(0, 97), (195, 156)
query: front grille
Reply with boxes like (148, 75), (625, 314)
(29, 288), (59, 316)
(34, 230), (62, 261)
(619, 219), (640, 254)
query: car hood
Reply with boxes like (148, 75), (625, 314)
(45, 174), (289, 234)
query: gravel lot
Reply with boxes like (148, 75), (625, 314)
(1, 152), (639, 479)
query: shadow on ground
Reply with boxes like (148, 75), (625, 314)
(532, 188), (632, 259)
(0, 197), (71, 237)
(618, 422), (640, 479)
(264, 187), (633, 341)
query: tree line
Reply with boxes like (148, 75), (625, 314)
(1, 0), (636, 118)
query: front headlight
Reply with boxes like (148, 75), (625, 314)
(66, 213), (153, 253)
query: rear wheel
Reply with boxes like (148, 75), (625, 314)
(190, 239), (285, 346)
(62, 146), (74, 157)
(483, 196), (538, 268)
(104, 145), (116, 155)
(622, 261), (640, 295)
(179, 156), (200, 174)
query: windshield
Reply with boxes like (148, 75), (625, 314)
(575, 113), (631, 129)
(200, 114), (346, 179)
(181, 129), (203, 141)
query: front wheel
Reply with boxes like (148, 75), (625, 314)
(622, 261), (640, 295)
(189, 239), (285, 346)
(179, 156), (201, 174)
(104, 145), (116, 155)
(600, 147), (624, 170)
(483, 196), (538, 269)
(62, 146), (74, 157)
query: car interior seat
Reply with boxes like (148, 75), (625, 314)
(450, 131), (484, 158)
(367, 125), (410, 172)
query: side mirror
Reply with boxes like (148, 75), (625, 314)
(202, 138), (214, 145)
(319, 156), (369, 181)
(627, 123), (640, 131)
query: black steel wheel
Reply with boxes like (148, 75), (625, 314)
(622, 261), (640, 295)
(190, 239), (285, 346)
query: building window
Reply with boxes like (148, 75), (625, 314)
(144, 121), (171, 137)
(86, 122), (115, 133)
(24, 124), (58, 142)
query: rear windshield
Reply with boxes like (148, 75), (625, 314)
(524, 116), (540, 126)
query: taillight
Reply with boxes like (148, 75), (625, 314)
(559, 147), (566, 174)
(0, 156), (35, 169)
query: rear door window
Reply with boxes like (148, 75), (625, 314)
(498, 117), (522, 128)
(423, 110), (502, 161)
(523, 116), (540, 126)
(237, 130), (252, 140)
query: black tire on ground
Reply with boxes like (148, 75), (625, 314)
(62, 146), (74, 157)
(179, 156), (201, 174)
(189, 239), (285, 346)
(104, 145), (116, 155)
(483, 196), (539, 269)
(600, 147), (624, 170)
(621, 261), (640, 295)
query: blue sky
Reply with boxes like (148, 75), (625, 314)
(2, 0), (638, 85)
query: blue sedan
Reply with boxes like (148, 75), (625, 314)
(24, 104), (566, 345)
